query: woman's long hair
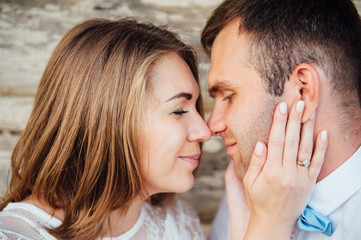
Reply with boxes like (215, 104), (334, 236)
(0, 18), (201, 239)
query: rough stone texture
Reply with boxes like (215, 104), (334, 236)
(1, 0), (361, 236)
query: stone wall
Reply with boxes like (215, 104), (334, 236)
(1, 0), (361, 236)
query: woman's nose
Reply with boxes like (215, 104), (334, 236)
(187, 114), (212, 142)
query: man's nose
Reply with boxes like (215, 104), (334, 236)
(207, 106), (227, 136)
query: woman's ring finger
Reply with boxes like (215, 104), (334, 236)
(297, 159), (310, 167)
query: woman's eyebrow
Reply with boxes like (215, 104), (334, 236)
(166, 92), (193, 102)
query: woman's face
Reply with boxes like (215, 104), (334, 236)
(141, 52), (211, 195)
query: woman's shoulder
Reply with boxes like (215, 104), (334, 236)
(0, 202), (59, 240)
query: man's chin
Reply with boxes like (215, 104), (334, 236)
(229, 155), (249, 180)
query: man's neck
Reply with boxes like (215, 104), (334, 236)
(316, 130), (360, 182)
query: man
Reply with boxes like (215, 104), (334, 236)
(201, 0), (361, 239)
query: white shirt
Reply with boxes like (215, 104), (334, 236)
(0, 199), (205, 240)
(208, 146), (361, 240)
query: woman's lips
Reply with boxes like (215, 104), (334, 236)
(179, 154), (200, 166)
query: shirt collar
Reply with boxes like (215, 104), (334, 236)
(308, 146), (361, 216)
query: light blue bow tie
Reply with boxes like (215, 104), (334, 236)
(297, 205), (334, 236)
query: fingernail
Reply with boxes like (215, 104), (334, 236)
(321, 130), (328, 142)
(280, 102), (287, 114)
(310, 111), (316, 120)
(255, 141), (264, 155)
(296, 101), (305, 113)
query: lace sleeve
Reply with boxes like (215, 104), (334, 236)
(0, 214), (47, 240)
(0, 203), (59, 240)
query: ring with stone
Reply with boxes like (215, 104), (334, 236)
(297, 159), (310, 167)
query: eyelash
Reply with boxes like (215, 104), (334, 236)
(172, 109), (189, 116)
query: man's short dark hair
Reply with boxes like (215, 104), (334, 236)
(201, 0), (361, 108)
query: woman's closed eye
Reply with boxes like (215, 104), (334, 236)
(172, 109), (189, 116)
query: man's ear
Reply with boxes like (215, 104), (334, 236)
(288, 63), (320, 123)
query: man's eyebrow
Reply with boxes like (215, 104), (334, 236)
(208, 81), (237, 98)
(166, 92), (193, 102)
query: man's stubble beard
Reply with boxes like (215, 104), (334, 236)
(234, 96), (280, 180)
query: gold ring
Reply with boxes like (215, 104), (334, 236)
(297, 159), (310, 167)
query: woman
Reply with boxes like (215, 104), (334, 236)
(0, 18), (327, 239)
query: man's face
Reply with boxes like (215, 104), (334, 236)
(207, 20), (280, 179)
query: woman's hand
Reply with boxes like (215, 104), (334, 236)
(227, 101), (328, 240)
(225, 160), (250, 240)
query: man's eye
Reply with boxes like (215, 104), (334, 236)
(172, 109), (189, 116)
(223, 94), (234, 103)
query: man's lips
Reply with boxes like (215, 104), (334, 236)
(225, 142), (237, 154)
(179, 154), (200, 166)
(225, 142), (237, 148)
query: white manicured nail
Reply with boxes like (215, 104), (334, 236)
(280, 102), (287, 114)
(310, 111), (316, 120)
(255, 141), (264, 155)
(321, 130), (328, 142)
(296, 101), (305, 113)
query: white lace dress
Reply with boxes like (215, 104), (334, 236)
(0, 199), (205, 240)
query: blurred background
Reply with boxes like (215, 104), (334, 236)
(0, 0), (228, 235)
(1, 0), (360, 236)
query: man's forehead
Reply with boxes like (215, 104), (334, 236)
(213, 18), (242, 47)
(211, 18), (253, 63)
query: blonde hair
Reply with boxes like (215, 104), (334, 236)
(1, 18), (201, 239)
